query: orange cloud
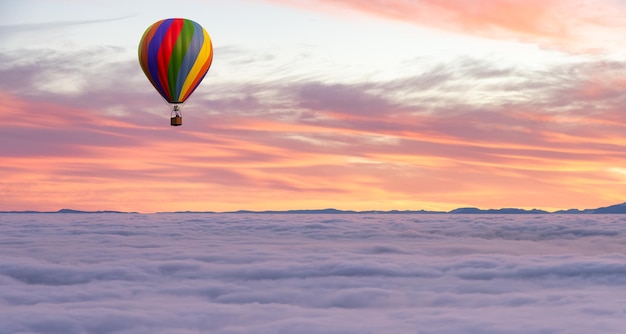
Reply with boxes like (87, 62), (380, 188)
(2, 85), (626, 213)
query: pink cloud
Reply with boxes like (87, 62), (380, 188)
(266, 0), (626, 51)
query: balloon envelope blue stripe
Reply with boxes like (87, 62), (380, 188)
(147, 20), (173, 100)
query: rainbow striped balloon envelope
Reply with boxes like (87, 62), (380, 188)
(138, 18), (213, 112)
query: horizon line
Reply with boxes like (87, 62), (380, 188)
(2, 202), (626, 214)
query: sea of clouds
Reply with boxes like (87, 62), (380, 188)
(1, 213), (626, 333)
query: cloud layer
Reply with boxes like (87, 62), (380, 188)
(1, 213), (626, 333)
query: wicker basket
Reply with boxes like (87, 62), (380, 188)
(171, 116), (182, 126)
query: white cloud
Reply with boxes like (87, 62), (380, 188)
(1, 213), (626, 333)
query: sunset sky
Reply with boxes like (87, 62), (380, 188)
(2, 0), (626, 213)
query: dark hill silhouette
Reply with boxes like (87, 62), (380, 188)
(591, 202), (626, 214)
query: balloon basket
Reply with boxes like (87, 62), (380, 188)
(171, 116), (182, 126)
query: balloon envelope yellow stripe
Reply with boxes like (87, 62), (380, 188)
(181, 28), (213, 102)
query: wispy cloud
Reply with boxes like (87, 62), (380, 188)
(0, 15), (135, 34)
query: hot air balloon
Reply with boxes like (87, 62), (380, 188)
(138, 18), (213, 126)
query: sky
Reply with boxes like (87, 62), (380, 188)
(2, 0), (626, 212)
(2, 213), (626, 333)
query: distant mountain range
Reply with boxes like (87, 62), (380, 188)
(2, 202), (626, 214)
(0, 208), (139, 214)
